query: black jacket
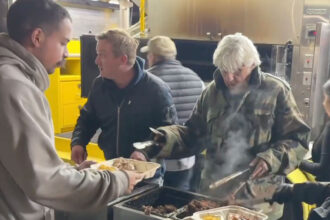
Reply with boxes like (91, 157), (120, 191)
(148, 59), (204, 125)
(300, 121), (330, 181)
(71, 57), (177, 159)
(292, 183), (330, 220)
(272, 182), (330, 220)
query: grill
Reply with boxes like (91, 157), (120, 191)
(113, 186), (227, 220)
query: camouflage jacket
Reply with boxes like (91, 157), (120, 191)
(145, 67), (309, 171)
(144, 68), (310, 217)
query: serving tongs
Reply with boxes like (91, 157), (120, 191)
(209, 168), (251, 190)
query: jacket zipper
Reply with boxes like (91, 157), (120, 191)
(116, 100), (126, 157)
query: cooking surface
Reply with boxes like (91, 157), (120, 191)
(108, 181), (157, 206)
(124, 187), (192, 210)
(115, 186), (227, 219)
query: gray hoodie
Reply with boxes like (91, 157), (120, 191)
(0, 33), (129, 220)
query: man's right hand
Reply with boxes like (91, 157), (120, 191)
(151, 129), (166, 144)
(124, 171), (144, 193)
(71, 145), (87, 164)
(130, 151), (147, 161)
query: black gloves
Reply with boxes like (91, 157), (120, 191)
(151, 129), (166, 144)
(308, 197), (330, 220)
(140, 128), (166, 159)
(271, 182), (330, 205)
(270, 184), (294, 204)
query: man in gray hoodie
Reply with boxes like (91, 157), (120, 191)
(0, 0), (142, 219)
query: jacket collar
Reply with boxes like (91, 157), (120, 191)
(130, 56), (146, 87)
(151, 59), (181, 68)
(213, 66), (262, 92)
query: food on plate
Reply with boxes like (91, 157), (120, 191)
(113, 158), (136, 171)
(201, 214), (222, 220)
(98, 164), (117, 172)
(228, 213), (250, 220)
(142, 204), (177, 215)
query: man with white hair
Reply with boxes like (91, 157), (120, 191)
(140, 36), (204, 191)
(131, 33), (310, 219)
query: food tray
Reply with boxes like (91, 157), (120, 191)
(91, 157), (161, 179)
(115, 186), (227, 220)
(187, 205), (268, 220)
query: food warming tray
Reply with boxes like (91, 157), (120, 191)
(113, 186), (227, 220)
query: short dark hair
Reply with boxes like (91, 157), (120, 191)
(7, 0), (71, 43)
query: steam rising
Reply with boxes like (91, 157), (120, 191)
(221, 128), (251, 175)
(206, 112), (253, 180)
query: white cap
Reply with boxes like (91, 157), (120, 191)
(140, 36), (177, 57)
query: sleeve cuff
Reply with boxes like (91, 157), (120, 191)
(113, 171), (130, 195)
(257, 150), (280, 174)
(70, 142), (87, 150)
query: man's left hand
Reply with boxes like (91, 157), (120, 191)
(249, 157), (270, 179)
(130, 151), (147, 161)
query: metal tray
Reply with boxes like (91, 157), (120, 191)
(113, 186), (227, 220)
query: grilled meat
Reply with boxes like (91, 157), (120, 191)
(142, 204), (177, 216)
(187, 199), (220, 214)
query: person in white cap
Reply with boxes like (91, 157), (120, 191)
(140, 36), (205, 191)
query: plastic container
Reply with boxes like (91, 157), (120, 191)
(186, 205), (268, 220)
(91, 157), (160, 179)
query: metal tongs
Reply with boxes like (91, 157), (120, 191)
(209, 168), (251, 190)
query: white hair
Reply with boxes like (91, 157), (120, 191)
(213, 33), (261, 73)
